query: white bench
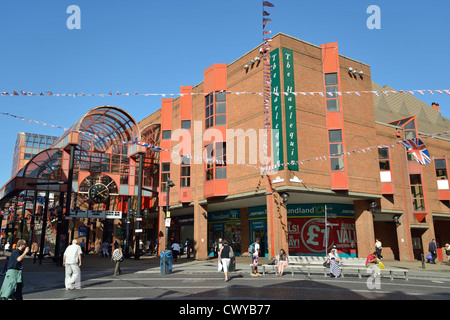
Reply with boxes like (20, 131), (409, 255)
(258, 256), (409, 280)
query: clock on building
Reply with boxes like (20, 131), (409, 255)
(88, 183), (110, 204)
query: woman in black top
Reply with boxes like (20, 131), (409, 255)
(218, 240), (233, 282)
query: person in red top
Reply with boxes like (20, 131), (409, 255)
(366, 252), (380, 277)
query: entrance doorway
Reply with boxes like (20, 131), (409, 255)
(251, 229), (267, 258)
(411, 228), (425, 260)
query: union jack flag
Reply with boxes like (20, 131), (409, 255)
(400, 138), (431, 165)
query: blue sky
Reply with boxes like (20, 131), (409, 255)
(0, 0), (449, 185)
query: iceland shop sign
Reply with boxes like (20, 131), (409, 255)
(287, 204), (356, 256)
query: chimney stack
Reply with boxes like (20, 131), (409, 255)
(431, 102), (440, 112)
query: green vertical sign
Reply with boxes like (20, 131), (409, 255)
(282, 48), (299, 171)
(271, 48), (284, 170)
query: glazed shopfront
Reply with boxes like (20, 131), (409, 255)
(287, 203), (357, 257)
(207, 203), (357, 257)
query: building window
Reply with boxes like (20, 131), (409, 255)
(205, 93), (214, 129)
(162, 130), (171, 140)
(435, 159), (447, 180)
(180, 155), (191, 187)
(329, 130), (344, 171)
(325, 73), (340, 112)
(410, 174), (425, 211)
(378, 148), (390, 171)
(403, 120), (417, 162)
(205, 91), (226, 129)
(181, 120), (191, 130)
(161, 162), (170, 192)
(205, 142), (227, 181)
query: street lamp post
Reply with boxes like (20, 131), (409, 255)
(165, 180), (175, 250)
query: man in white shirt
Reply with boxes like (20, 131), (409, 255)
(63, 239), (82, 290)
(171, 241), (180, 262)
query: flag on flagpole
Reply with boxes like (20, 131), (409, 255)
(400, 138), (431, 165)
(263, 1), (275, 7)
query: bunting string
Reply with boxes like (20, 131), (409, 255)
(2, 110), (448, 174)
(261, 0), (275, 168)
(1, 89), (449, 98)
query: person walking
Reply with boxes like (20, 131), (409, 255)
(276, 249), (288, 276)
(171, 241), (180, 262)
(327, 249), (340, 278)
(251, 238), (261, 277)
(375, 238), (383, 259)
(214, 238), (223, 258)
(111, 242), (123, 276)
(218, 239), (234, 282)
(102, 241), (110, 258)
(428, 239), (438, 264)
(63, 239), (82, 290)
(0, 239), (29, 300)
(185, 238), (192, 259)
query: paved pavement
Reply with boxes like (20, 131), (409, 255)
(2, 252), (450, 279)
(1, 252), (449, 304)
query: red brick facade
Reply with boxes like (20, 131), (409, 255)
(139, 33), (450, 261)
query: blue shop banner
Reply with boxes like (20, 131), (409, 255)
(208, 209), (240, 223)
(248, 206), (267, 219)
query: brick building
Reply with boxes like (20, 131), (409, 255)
(140, 33), (450, 261)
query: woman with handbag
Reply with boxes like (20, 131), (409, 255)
(327, 249), (340, 278)
(111, 242), (124, 276)
(218, 240), (233, 282)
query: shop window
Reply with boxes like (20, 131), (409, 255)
(180, 155), (191, 187)
(329, 129), (344, 171)
(410, 174), (425, 211)
(325, 73), (340, 112)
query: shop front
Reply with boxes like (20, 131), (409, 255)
(248, 206), (268, 257)
(208, 209), (241, 256)
(287, 203), (357, 257)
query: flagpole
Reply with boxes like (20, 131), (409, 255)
(324, 205), (328, 257)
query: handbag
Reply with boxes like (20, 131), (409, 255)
(378, 261), (385, 269)
(323, 261), (330, 268)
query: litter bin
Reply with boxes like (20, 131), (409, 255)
(160, 250), (173, 275)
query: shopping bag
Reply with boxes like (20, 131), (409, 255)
(218, 260), (223, 272)
(378, 261), (385, 270)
